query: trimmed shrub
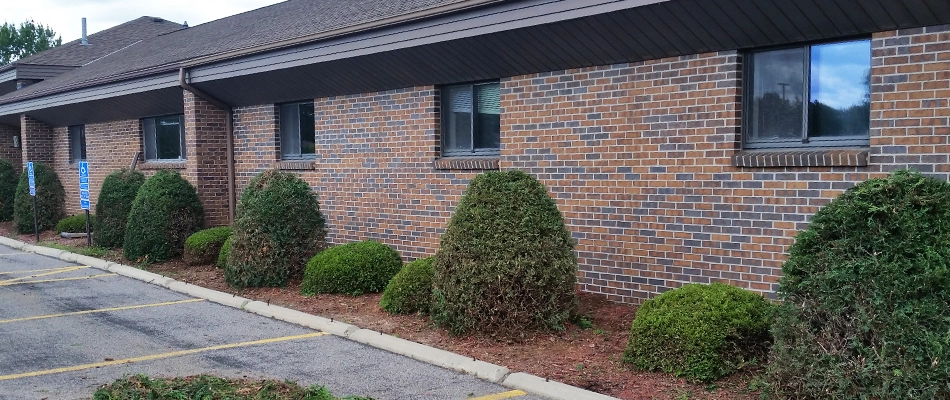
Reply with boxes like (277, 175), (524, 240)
(94, 169), (145, 248)
(623, 283), (773, 382)
(766, 170), (950, 399)
(0, 159), (16, 221)
(184, 226), (233, 266)
(123, 170), (204, 263)
(216, 236), (232, 269)
(56, 214), (95, 234)
(226, 169), (326, 287)
(13, 162), (65, 234)
(302, 241), (403, 295)
(380, 257), (434, 314)
(430, 170), (578, 336)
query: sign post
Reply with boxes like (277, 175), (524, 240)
(27, 162), (37, 242)
(78, 161), (91, 247)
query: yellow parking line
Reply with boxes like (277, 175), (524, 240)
(0, 273), (117, 286)
(0, 299), (206, 324)
(469, 390), (527, 400)
(0, 266), (88, 284)
(0, 332), (329, 381)
(0, 266), (86, 275)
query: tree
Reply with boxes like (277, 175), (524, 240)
(0, 20), (62, 65)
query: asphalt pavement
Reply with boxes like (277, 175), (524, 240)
(0, 243), (547, 400)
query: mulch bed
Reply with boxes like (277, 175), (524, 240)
(0, 222), (761, 400)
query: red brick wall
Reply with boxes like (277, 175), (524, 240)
(183, 90), (230, 227)
(0, 124), (21, 173)
(21, 115), (54, 168)
(232, 104), (279, 198)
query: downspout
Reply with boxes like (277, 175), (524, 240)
(179, 67), (236, 224)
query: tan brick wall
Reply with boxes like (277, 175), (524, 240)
(0, 123), (21, 173)
(183, 90), (230, 227)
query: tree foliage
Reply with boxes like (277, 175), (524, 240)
(0, 20), (62, 65)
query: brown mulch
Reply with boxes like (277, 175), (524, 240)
(0, 222), (762, 400)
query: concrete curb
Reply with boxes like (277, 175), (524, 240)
(0, 236), (620, 400)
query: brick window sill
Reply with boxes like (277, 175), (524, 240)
(732, 148), (869, 168)
(277, 160), (315, 170)
(433, 156), (500, 170)
(139, 161), (186, 170)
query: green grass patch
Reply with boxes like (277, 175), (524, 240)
(37, 241), (109, 258)
(93, 374), (374, 400)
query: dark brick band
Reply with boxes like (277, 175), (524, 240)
(732, 149), (870, 168)
(276, 160), (316, 170)
(139, 161), (186, 170)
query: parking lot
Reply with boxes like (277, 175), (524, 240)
(0, 244), (544, 400)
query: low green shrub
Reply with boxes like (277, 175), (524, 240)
(430, 170), (578, 336)
(380, 257), (434, 314)
(184, 226), (233, 266)
(216, 236), (233, 269)
(123, 170), (204, 263)
(0, 159), (16, 221)
(766, 170), (950, 398)
(55, 214), (95, 233)
(13, 162), (65, 233)
(226, 169), (326, 287)
(94, 169), (145, 248)
(302, 241), (403, 296)
(623, 283), (773, 382)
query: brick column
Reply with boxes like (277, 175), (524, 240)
(21, 114), (55, 168)
(0, 124), (22, 173)
(183, 90), (230, 227)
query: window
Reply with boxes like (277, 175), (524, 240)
(12, 134), (20, 148)
(279, 102), (316, 159)
(441, 82), (500, 156)
(68, 125), (86, 163)
(143, 115), (185, 161)
(744, 39), (871, 149)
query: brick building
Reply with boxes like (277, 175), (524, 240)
(0, 0), (947, 303)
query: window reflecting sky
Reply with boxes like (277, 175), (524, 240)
(811, 40), (871, 109)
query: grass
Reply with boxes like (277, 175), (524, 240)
(92, 375), (374, 400)
(37, 241), (109, 258)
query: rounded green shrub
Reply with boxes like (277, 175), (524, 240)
(766, 170), (950, 399)
(0, 159), (16, 221)
(13, 162), (65, 234)
(56, 214), (95, 234)
(623, 283), (773, 382)
(216, 236), (233, 269)
(184, 226), (233, 266)
(123, 170), (204, 263)
(380, 257), (434, 314)
(302, 241), (403, 295)
(94, 169), (145, 248)
(430, 170), (578, 337)
(226, 169), (326, 288)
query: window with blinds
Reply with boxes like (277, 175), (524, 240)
(441, 82), (501, 156)
(279, 101), (316, 159)
(68, 125), (86, 163)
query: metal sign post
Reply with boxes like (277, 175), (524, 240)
(78, 161), (91, 247)
(27, 162), (37, 242)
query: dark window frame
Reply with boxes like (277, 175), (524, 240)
(440, 81), (501, 157)
(742, 37), (872, 150)
(68, 125), (86, 163)
(142, 114), (186, 161)
(278, 101), (317, 160)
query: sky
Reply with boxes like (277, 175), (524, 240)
(4, 0), (286, 43)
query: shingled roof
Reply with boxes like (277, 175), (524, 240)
(1, 16), (184, 72)
(0, 0), (471, 104)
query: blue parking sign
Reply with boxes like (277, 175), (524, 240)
(78, 161), (91, 210)
(27, 162), (35, 196)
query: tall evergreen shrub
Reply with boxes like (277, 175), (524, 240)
(94, 169), (145, 248)
(767, 170), (950, 398)
(0, 159), (16, 221)
(13, 162), (64, 233)
(430, 170), (578, 336)
(226, 169), (326, 287)
(123, 170), (204, 263)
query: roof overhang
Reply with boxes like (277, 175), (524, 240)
(2, 0), (949, 125)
